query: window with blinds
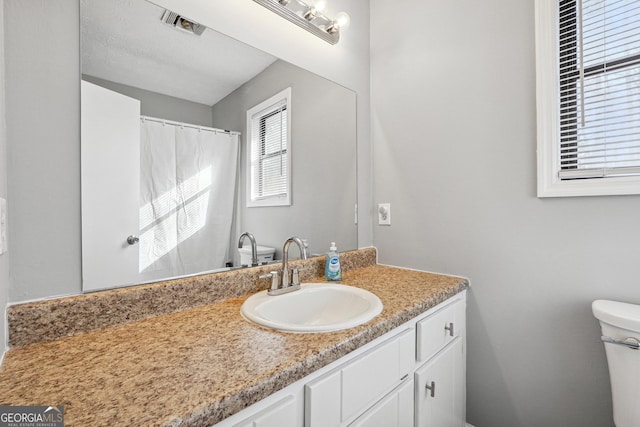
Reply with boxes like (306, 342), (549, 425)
(558, 0), (640, 179)
(246, 88), (292, 207)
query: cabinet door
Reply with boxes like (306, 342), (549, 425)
(341, 328), (413, 421)
(349, 379), (413, 427)
(305, 328), (414, 426)
(415, 338), (464, 427)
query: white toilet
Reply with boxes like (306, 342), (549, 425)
(238, 245), (276, 266)
(592, 300), (640, 427)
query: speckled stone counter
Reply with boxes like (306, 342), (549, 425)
(7, 248), (377, 348)
(0, 249), (468, 426)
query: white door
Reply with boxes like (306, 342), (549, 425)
(415, 338), (464, 427)
(81, 80), (140, 291)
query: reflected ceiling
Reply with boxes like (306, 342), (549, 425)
(80, 0), (277, 105)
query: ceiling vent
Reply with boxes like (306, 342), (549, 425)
(161, 10), (206, 36)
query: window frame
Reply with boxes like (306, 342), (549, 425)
(536, 0), (640, 197)
(246, 87), (292, 207)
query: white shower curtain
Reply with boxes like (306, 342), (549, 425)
(138, 118), (239, 281)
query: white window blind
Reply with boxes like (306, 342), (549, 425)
(246, 88), (291, 207)
(558, 0), (640, 179)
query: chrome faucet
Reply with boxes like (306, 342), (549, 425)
(282, 236), (308, 288)
(262, 236), (308, 296)
(238, 232), (258, 266)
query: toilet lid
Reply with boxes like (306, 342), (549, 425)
(593, 300), (640, 332)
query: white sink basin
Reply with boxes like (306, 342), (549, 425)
(240, 283), (383, 333)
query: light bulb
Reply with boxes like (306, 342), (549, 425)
(310, 0), (327, 13)
(333, 11), (350, 30)
(304, 0), (327, 20)
(302, 0), (327, 21)
(327, 11), (350, 34)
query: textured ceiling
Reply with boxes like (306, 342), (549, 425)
(80, 0), (277, 106)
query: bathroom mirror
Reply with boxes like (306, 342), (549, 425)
(80, 0), (357, 291)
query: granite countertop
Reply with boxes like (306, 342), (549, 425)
(0, 257), (467, 426)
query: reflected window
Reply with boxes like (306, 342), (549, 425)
(246, 87), (292, 207)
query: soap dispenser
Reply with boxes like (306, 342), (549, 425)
(325, 242), (342, 281)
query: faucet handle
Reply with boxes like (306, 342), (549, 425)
(291, 267), (310, 286)
(259, 270), (281, 290)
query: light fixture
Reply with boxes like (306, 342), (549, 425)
(161, 10), (206, 36)
(253, 0), (350, 45)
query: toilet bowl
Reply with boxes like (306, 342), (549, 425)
(592, 300), (640, 427)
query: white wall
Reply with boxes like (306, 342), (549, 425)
(0, 0), (9, 355)
(370, 1), (640, 426)
(4, 0), (370, 303)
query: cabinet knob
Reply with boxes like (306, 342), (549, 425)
(425, 381), (436, 397)
(445, 322), (454, 337)
(126, 235), (139, 245)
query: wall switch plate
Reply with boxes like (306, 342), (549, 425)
(0, 197), (6, 255)
(378, 203), (391, 225)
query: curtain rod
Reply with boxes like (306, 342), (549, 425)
(140, 115), (240, 136)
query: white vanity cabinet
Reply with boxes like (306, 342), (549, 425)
(217, 291), (466, 427)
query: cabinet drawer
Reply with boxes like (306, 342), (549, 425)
(416, 298), (465, 363)
(305, 328), (414, 426)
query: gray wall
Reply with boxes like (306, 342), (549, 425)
(0, 0), (9, 353)
(5, 0), (81, 302)
(82, 75), (213, 127)
(370, 0), (640, 426)
(212, 60), (357, 259)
